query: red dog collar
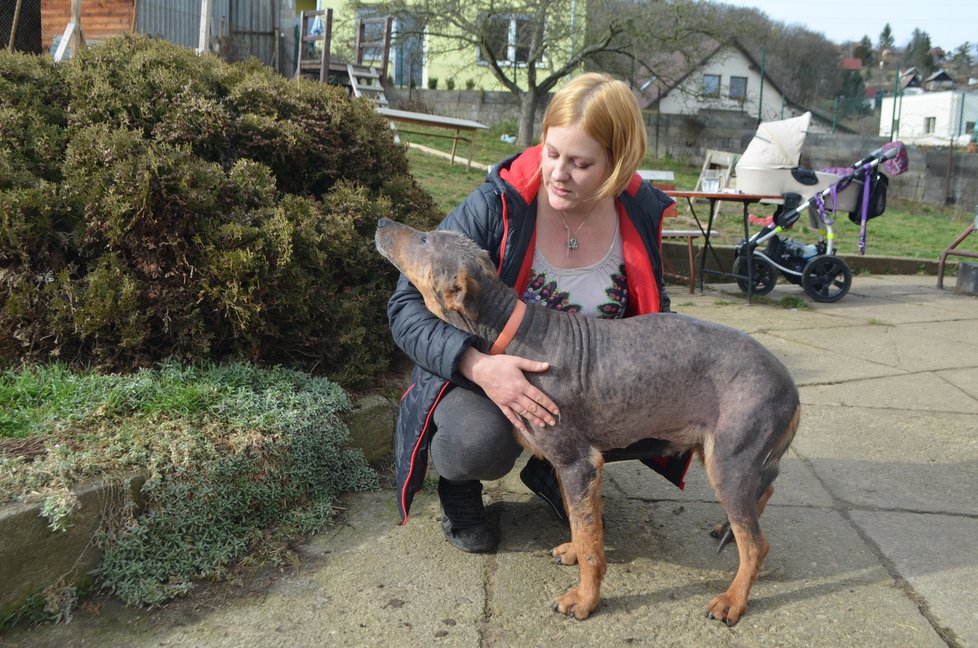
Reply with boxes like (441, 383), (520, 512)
(489, 300), (526, 355)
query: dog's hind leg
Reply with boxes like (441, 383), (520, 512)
(702, 441), (772, 626)
(712, 469), (778, 552)
(551, 449), (606, 620)
(711, 405), (799, 554)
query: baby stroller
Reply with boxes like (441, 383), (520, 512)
(731, 112), (909, 302)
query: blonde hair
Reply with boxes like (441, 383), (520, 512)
(540, 73), (647, 198)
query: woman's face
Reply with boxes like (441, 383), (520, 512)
(541, 122), (611, 215)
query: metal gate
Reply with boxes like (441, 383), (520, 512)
(135, 0), (279, 70)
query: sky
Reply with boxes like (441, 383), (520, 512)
(719, 0), (977, 52)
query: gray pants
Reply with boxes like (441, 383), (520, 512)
(430, 386), (523, 482)
(430, 385), (667, 483)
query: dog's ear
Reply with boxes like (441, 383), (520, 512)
(442, 268), (480, 320)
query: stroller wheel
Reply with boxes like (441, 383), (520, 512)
(801, 255), (852, 302)
(733, 252), (778, 296)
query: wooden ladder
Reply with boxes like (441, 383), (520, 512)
(292, 11), (393, 109)
(347, 16), (393, 107)
(293, 9), (332, 83)
(346, 63), (389, 107)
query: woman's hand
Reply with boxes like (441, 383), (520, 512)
(459, 347), (560, 433)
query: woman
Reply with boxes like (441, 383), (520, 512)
(387, 73), (691, 553)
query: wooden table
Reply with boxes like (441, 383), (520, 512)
(376, 108), (488, 170)
(665, 191), (782, 301)
(661, 229), (701, 294)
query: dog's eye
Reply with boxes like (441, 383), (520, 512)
(420, 235), (427, 244)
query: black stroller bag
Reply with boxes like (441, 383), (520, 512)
(849, 171), (888, 224)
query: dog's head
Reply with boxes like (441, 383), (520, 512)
(375, 218), (497, 322)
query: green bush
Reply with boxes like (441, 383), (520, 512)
(0, 35), (441, 388)
(0, 52), (68, 187)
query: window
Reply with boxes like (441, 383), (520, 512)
(702, 74), (720, 97)
(924, 116), (936, 134)
(392, 13), (424, 88)
(729, 76), (747, 100)
(478, 14), (533, 66)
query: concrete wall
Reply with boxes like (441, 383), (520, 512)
(804, 134), (978, 209)
(387, 87), (545, 130)
(644, 109), (758, 162)
(0, 475), (146, 620)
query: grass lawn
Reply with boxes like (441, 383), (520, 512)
(399, 126), (974, 263)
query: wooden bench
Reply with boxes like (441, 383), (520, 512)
(377, 108), (488, 170)
(662, 229), (700, 294)
(640, 171), (697, 293)
(638, 169), (676, 191)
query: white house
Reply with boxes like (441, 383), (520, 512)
(641, 41), (836, 132)
(879, 90), (978, 146)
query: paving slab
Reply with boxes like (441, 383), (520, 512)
(801, 373), (978, 414)
(791, 405), (978, 515)
(940, 367), (978, 401)
(2, 275), (975, 647)
(849, 511), (978, 648)
(751, 330), (907, 386)
(774, 321), (978, 373)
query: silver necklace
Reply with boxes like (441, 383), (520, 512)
(558, 205), (598, 256)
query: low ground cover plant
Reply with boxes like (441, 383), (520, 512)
(0, 361), (377, 623)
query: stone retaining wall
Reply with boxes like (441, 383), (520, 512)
(0, 475), (145, 620)
(0, 398), (398, 624)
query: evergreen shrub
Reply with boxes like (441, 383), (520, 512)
(0, 35), (440, 388)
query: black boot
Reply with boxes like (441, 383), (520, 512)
(519, 456), (568, 524)
(438, 478), (496, 553)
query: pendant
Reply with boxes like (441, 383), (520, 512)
(568, 236), (579, 251)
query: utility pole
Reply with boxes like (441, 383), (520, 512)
(7, 0), (23, 51)
(889, 67), (900, 141)
(198, 0), (213, 54)
(757, 47), (765, 122)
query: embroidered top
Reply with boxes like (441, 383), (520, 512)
(521, 220), (627, 319)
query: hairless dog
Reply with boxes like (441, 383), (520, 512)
(375, 218), (800, 625)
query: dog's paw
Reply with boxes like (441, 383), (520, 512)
(553, 587), (597, 620)
(551, 542), (577, 565)
(710, 521), (729, 539)
(706, 592), (747, 626)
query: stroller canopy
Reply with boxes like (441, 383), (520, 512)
(738, 112), (812, 169)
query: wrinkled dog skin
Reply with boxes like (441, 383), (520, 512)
(376, 218), (800, 625)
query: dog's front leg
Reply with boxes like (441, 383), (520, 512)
(551, 450), (605, 620)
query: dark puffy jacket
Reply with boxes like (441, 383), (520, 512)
(387, 145), (691, 523)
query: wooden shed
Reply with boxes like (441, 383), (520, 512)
(41, 0), (134, 51)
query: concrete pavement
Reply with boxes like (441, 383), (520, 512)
(3, 274), (977, 647)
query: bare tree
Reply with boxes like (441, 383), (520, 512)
(368, 0), (856, 143)
(370, 0), (723, 146)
